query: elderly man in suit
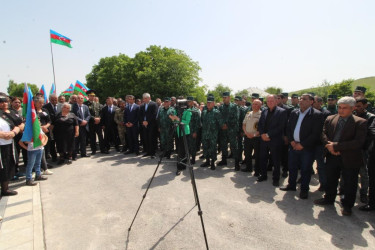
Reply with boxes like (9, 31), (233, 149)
(314, 96), (367, 216)
(139, 93), (158, 159)
(72, 95), (91, 159)
(280, 94), (324, 199)
(43, 94), (62, 161)
(100, 97), (120, 154)
(124, 95), (140, 155)
(257, 95), (288, 186)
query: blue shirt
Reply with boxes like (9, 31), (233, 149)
(293, 107), (311, 142)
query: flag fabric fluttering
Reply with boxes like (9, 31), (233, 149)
(74, 80), (90, 100)
(50, 29), (72, 48)
(62, 84), (74, 96)
(50, 83), (56, 95)
(22, 83), (28, 118)
(21, 88), (43, 147)
(39, 84), (49, 104)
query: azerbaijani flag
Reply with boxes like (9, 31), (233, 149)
(39, 84), (49, 104)
(74, 80), (90, 99)
(22, 83), (28, 118)
(21, 88), (43, 147)
(50, 83), (56, 95)
(50, 29), (72, 48)
(62, 83), (74, 96)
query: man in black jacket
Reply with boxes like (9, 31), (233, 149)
(280, 94), (324, 199)
(139, 93), (158, 159)
(71, 95), (91, 158)
(100, 97), (120, 153)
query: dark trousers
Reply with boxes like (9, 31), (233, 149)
(288, 147), (315, 191)
(88, 123), (104, 153)
(260, 141), (281, 181)
(142, 124), (157, 155)
(281, 143), (289, 173)
(324, 155), (359, 209)
(74, 126), (87, 156)
(126, 126), (139, 153)
(368, 151), (375, 206)
(244, 137), (260, 173)
(46, 132), (57, 159)
(104, 125), (120, 151)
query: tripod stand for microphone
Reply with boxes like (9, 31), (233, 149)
(128, 118), (209, 250)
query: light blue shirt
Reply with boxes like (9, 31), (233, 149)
(293, 107), (311, 142)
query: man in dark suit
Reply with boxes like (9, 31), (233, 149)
(280, 94), (324, 199)
(43, 94), (62, 161)
(124, 95), (140, 155)
(100, 97), (120, 153)
(314, 96), (367, 216)
(138, 93), (158, 159)
(71, 95), (91, 158)
(257, 95), (288, 186)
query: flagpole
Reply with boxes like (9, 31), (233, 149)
(50, 39), (57, 91)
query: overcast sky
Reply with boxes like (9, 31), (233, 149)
(1, 0), (374, 95)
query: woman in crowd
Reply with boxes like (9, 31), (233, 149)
(51, 103), (79, 164)
(0, 94), (21, 196)
(10, 97), (23, 117)
(34, 97), (53, 175)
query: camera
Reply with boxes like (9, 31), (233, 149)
(176, 99), (188, 116)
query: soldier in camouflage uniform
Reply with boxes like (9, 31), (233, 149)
(114, 100), (126, 152)
(187, 96), (201, 164)
(217, 92), (240, 170)
(84, 90), (104, 155)
(200, 96), (223, 170)
(326, 94), (338, 114)
(157, 97), (176, 158)
(235, 96), (247, 162)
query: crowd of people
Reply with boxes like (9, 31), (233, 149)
(0, 85), (374, 218)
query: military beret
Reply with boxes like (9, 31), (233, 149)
(251, 93), (259, 98)
(207, 96), (215, 102)
(259, 97), (264, 102)
(291, 94), (298, 98)
(354, 86), (366, 93)
(327, 94), (337, 100)
(207, 93), (214, 97)
(187, 96), (194, 101)
(164, 97), (171, 101)
(281, 92), (288, 97)
(235, 95), (242, 101)
(86, 90), (96, 96)
(222, 92), (230, 97)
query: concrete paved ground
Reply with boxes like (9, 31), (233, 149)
(39, 151), (375, 250)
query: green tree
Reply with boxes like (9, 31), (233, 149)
(86, 45), (202, 101)
(235, 89), (249, 99)
(7, 80), (38, 98)
(208, 83), (232, 103)
(329, 79), (354, 98)
(264, 86), (282, 94)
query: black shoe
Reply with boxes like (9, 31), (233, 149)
(280, 185), (296, 191)
(176, 170), (181, 176)
(257, 176), (267, 182)
(101, 150), (109, 154)
(116, 147), (121, 152)
(241, 168), (252, 172)
(124, 151), (134, 155)
(282, 171), (288, 178)
(217, 159), (227, 166)
(52, 157), (57, 162)
(200, 160), (210, 168)
(1, 190), (18, 196)
(72, 157), (77, 161)
(318, 185), (325, 192)
(150, 155), (156, 159)
(91, 151), (96, 155)
(235, 160), (240, 171)
(210, 161), (216, 170)
(135, 152), (140, 156)
(142, 153), (150, 158)
(359, 204), (375, 211)
(314, 198), (334, 206)
(299, 190), (308, 199)
(58, 159), (65, 165)
(272, 180), (279, 187)
(199, 155), (205, 159)
(253, 172), (260, 177)
(81, 154), (90, 157)
(240, 160), (246, 165)
(341, 207), (352, 216)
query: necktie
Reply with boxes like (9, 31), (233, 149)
(54, 105), (57, 113)
(333, 118), (345, 142)
(130, 104), (133, 112)
(109, 106), (112, 113)
(79, 106), (84, 119)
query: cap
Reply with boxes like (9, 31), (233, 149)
(86, 90), (96, 96)
(187, 96), (194, 101)
(207, 93), (214, 98)
(234, 95), (242, 101)
(281, 92), (288, 97)
(327, 94), (337, 100)
(207, 96), (215, 102)
(222, 92), (230, 97)
(259, 97), (264, 102)
(291, 94), (298, 98)
(354, 86), (366, 93)
(251, 93), (259, 98)
(163, 97), (171, 101)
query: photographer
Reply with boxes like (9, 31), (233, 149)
(170, 98), (192, 176)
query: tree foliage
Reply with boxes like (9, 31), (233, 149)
(86, 45), (202, 102)
(7, 80), (39, 98)
(328, 79), (354, 98)
(264, 86), (282, 94)
(235, 89), (249, 99)
(208, 83), (232, 103)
